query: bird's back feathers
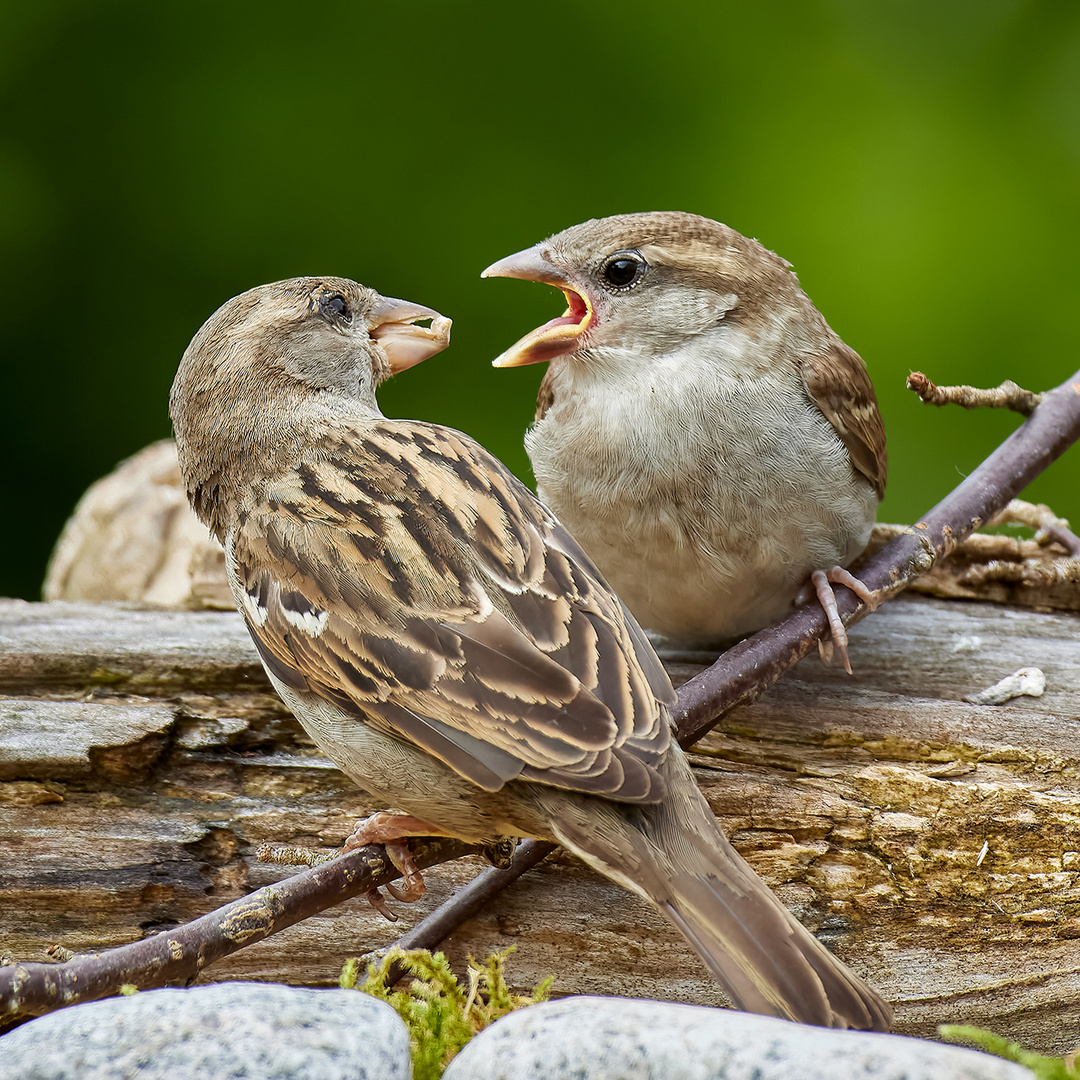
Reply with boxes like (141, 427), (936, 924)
(230, 420), (674, 803)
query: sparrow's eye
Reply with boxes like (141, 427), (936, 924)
(319, 292), (351, 322)
(600, 250), (647, 291)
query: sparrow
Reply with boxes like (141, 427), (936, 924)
(483, 212), (887, 671)
(169, 277), (891, 1030)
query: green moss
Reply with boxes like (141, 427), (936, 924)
(342, 947), (552, 1080)
(940, 1025), (1080, 1078)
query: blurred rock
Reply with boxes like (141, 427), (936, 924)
(0, 982), (411, 1080)
(443, 997), (1030, 1080)
(43, 440), (231, 609)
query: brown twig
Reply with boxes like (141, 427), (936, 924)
(907, 371), (1043, 415)
(379, 838), (558, 986)
(1, 838), (477, 1021)
(959, 558), (1080, 586)
(4, 369), (1079, 1023)
(991, 499), (1080, 556)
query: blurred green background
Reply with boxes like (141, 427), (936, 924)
(2, 0), (1078, 601)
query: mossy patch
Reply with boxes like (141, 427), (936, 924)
(343, 947), (552, 1080)
(941, 1024), (1080, 1078)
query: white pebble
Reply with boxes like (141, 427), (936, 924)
(965, 667), (1046, 705)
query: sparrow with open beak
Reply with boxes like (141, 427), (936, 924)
(484, 213), (887, 671)
(169, 277), (890, 1030)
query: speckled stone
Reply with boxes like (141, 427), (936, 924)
(442, 996), (1031, 1080)
(0, 982), (411, 1080)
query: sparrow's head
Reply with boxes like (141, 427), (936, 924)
(483, 211), (813, 369)
(172, 277), (450, 410)
(170, 277), (451, 537)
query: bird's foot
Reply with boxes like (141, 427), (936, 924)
(343, 811), (436, 920)
(803, 567), (879, 675)
(481, 837), (520, 870)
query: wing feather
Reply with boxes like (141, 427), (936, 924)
(801, 342), (888, 499)
(232, 421), (673, 803)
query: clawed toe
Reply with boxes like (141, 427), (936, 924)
(344, 811), (435, 920)
(342, 810), (436, 853)
(364, 888), (399, 922)
(808, 567), (879, 675)
(383, 840), (426, 902)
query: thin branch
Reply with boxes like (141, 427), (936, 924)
(4, 369), (1079, 1023)
(991, 499), (1080, 557)
(380, 838), (558, 985)
(959, 558), (1080, 586)
(907, 371), (1043, 415)
(1, 838), (478, 1021)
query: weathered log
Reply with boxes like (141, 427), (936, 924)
(2, 597), (1079, 1051)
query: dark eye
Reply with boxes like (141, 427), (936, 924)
(600, 250), (647, 291)
(319, 292), (350, 322)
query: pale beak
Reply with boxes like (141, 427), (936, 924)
(369, 296), (452, 374)
(482, 245), (593, 367)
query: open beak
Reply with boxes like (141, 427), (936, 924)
(482, 245), (592, 367)
(369, 297), (452, 374)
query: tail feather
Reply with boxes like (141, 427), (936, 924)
(657, 857), (890, 1030)
(543, 755), (892, 1031)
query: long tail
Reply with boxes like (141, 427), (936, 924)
(542, 756), (892, 1031)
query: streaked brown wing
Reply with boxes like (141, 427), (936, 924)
(231, 421), (673, 803)
(800, 342), (887, 499)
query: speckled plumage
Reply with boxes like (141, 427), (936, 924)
(169, 276), (891, 1031)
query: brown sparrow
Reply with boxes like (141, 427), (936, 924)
(483, 212), (887, 671)
(169, 277), (890, 1030)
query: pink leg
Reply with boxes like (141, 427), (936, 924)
(343, 811), (439, 920)
(808, 567), (879, 676)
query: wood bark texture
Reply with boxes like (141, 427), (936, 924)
(1, 597), (1079, 1053)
